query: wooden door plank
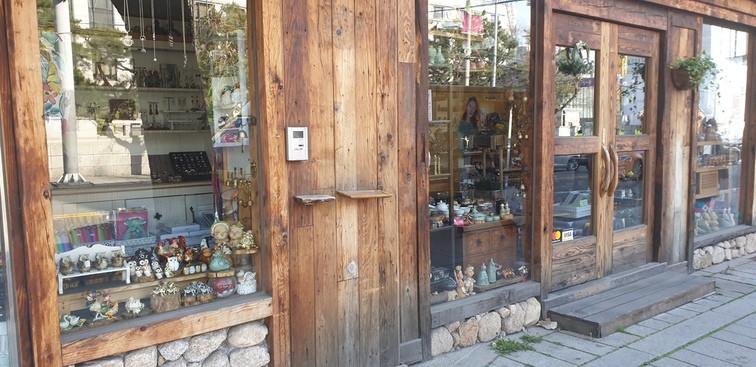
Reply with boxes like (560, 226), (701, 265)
(414, 0), (432, 364)
(304, 0), (339, 365)
(358, 200), (380, 367)
(378, 0), (402, 363)
(338, 278), (359, 367)
(552, 0), (668, 30)
(397, 0), (415, 63)
(595, 21), (619, 278)
(255, 0), (291, 365)
(658, 23), (697, 264)
(0, 0), (60, 365)
(533, 0), (556, 298)
(290, 225), (315, 366)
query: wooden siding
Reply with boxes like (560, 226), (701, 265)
(259, 0), (425, 365)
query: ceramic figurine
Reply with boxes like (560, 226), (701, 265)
(154, 267), (164, 280)
(94, 252), (109, 270)
(487, 258), (497, 282)
(198, 247), (213, 265)
(166, 256), (180, 272)
(236, 270), (257, 295)
(124, 297), (145, 316)
(59, 255), (75, 275)
(228, 222), (244, 249)
(86, 290), (118, 321)
(463, 265), (476, 294)
(211, 221), (231, 247)
(209, 251), (232, 271)
(77, 254), (91, 273)
(477, 263), (490, 286)
(454, 265), (467, 298)
(518, 265), (529, 281)
(183, 247), (195, 263)
(164, 266), (175, 278)
(239, 230), (256, 250)
(111, 250), (125, 268)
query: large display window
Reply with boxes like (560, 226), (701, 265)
(37, 0), (264, 336)
(693, 24), (748, 238)
(427, 0), (531, 304)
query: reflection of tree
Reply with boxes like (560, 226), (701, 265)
(555, 43), (594, 113)
(192, 2), (247, 111)
(37, 0), (131, 89)
(429, 16), (522, 87)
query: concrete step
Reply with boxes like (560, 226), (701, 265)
(547, 271), (715, 338)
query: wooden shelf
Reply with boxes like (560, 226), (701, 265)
(293, 194), (336, 205)
(336, 190), (393, 199)
(136, 87), (202, 93)
(695, 165), (734, 173)
(697, 140), (726, 146)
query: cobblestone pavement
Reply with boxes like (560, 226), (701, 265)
(413, 254), (756, 367)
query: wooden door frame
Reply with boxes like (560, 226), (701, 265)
(0, 0), (63, 365)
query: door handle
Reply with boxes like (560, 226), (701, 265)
(600, 145), (611, 196)
(607, 145), (619, 195)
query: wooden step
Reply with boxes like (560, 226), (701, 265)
(543, 262), (669, 313)
(547, 271), (715, 338)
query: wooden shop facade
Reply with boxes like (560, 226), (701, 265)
(0, 0), (755, 366)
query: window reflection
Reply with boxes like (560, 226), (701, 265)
(617, 55), (647, 135)
(553, 154), (593, 241)
(694, 24), (747, 236)
(555, 45), (596, 137)
(612, 151), (645, 229)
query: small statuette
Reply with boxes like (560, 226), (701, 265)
(477, 263), (490, 286)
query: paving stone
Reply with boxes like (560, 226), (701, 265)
(704, 293), (737, 304)
(439, 343), (499, 367)
(627, 310), (739, 356)
(713, 273), (756, 287)
(638, 318), (672, 330)
(651, 357), (697, 367)
(666, 307), (701, 319)
(686, 336), (756, 365)
(670, 348), (744, 367)
(679, 301), (714, 313)
(722, 323), (756, 340)
(732, 312), (756, 329)
(594, 331), (640, 347)
(502, 350), (576, 367)
(710, 296), (756, 320)
(486, 357), (529, 367)
(692, 297), (727, 309)
(521, 326), (555, 338)
(625, 324), (657, 337)
(711, 278), (756, 294)
(581, 346), (654, 367)
(712, 329), (756, 350)
(531, 340), (595, 365)
(652, 312), (688, 325)
(542, 331), (615, 357)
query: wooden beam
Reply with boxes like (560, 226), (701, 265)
(254, 0), (291, 366)
(553, 0), (668, 31)
(414, 0), (431, 361)
(0, 0), (62, 365)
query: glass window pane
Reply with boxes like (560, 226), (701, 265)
(39, 0), (262, 332)
(612, 151), (645, 229)
(553, 154), (593, 240)
(555, 46), (596, 137)
(617, 55), (647, 136)
(428, 0), (531, 302)
(694, 24), (747, 237)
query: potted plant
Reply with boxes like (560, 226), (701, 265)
(668, 52), (719, 91)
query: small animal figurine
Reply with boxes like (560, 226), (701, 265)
(59, 255), (75, 275)
(111, 249), (125, 268)
(94, 252), (109, 270)
(154, 267), (164, 280)
(78, 254), (91, 273)
(228, 222), (244, 249)
(198, 247), (213, 265)
(166, 256), (180, 272)
(139, 258), (152, 277)
(124, 297), (144, 316)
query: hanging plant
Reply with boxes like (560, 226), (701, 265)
(668, 52), (719, 91)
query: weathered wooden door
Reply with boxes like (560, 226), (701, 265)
(550, 13), (659, 290)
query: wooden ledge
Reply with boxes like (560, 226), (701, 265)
(336, 190), (393, 199)
(61, 293), (272, 365)
(293, 194), (336, 205)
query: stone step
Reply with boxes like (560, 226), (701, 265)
(547, 271), (715, 338)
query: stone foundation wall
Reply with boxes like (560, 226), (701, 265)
(692, 233), (756, 270)
(74, 321), (269, 367)
(431, 297), (541, 357)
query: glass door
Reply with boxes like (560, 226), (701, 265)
(550, 15), (658, 290)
